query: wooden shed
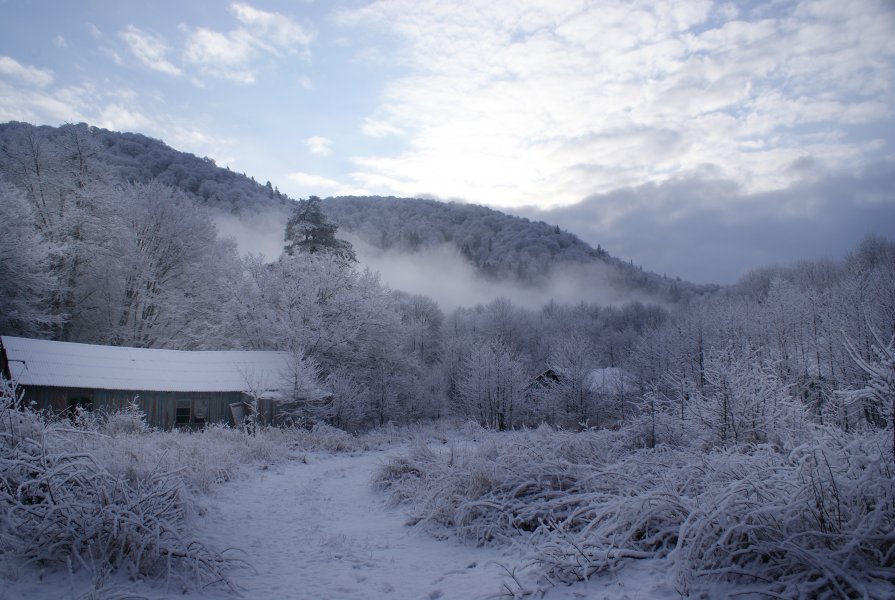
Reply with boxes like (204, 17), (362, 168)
(0, 335), (292, 430)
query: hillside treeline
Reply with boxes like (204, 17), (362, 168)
(2, 120), (894, 596)
(1, 121), (892, 438)
(323, 195), (712, 300)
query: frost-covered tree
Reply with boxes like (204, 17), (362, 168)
(323, 366), (369, 430)
(396, 292), (444, 366)
(225, 252), (423, 427)
(457, 340), (526, 430)
(0, 123), (113, 340)
(272, 350), (330, 424)
(544, 333), (597, 426)
(82, 181), (236, 348)
(840, 328), (895, 461)
(0, 178), (61, 335)
(284, 196), (355, 262)
(689, 344), (807, 449)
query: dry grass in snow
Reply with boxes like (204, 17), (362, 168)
(374, 424), (895, 598)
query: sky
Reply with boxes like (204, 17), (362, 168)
(1, 0), (893, 284)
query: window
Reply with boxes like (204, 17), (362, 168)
(175, 398), (191, 425)
(174, 396), (210, 427)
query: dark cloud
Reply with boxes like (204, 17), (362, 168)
(517, 162), (895, 284)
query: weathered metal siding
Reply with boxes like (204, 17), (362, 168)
(20, 385), (241, 430)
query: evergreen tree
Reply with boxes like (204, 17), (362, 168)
(284, 196), (355, 262)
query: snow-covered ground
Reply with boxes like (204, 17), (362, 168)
(1, 444), (678, 600)
(197, 447), (527, 600)
(195, 446), (678, 600)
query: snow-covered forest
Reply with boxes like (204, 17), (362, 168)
(2, 122), (894, 598)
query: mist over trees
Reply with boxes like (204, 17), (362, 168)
(1, 121), (893, 596)
(0, 121), (892, 439)
(322, 195), (712, 301)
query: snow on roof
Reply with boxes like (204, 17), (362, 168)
(1, 336), (293, 393)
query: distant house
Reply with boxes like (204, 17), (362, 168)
(530, 366), (637, 395)
(0, 336), (292, 429)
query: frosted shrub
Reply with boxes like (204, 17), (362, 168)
(689, 348), (810, 451)
(0, 377), (42, 452)
(102, 399), (149, 436)
(0, 379), (236, 590)
(674, 431), (895, 598)
(306, 420), (357, 452)
(3, 452), (231, 586)
(72, 404), (102, 431)
(374, 426), (895, 598)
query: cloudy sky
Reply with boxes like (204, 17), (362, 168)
(1, 0), (893, 283)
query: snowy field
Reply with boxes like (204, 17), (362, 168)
(193, 447), (678, 600)
(0, 424), (676, 600)
(2, 381), (892, 600)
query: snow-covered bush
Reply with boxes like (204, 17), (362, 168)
(839, 329), (894, 457)
(0, 379), (235, 590)
(374, 426), (895, 598)
(688, 346), (809, 450)
(1, 380), (391, 594)
(673, 431), (895, 597)
(102, 399), (149, 436)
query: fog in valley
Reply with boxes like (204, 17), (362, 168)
(213, 210), (289, 262)
(2, 0), (894, 596)
(214, 214), (661, 312)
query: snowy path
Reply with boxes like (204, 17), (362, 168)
(0, 446), (677, 600)
(196, 449), (526, 600)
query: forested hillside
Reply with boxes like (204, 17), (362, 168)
(0, 122), (703, 300)
(0, 121), (288, 215)
(1, 120), (894, 597)
(322, 195), (711, 301)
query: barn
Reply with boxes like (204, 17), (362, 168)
(0, 336), (293, 429)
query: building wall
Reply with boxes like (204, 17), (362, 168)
(20, 385), (243, 429)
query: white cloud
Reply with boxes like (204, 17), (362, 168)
(86, 23), (102, 39)
(0, 56), (53, 87)
(230, 2), (313, 49)
(287, 171), (368, 196)
(98, 104), (151, 131)
(288, 172), (341, 188)
(119, 26), (182, 76)
(183, 27), (257, 83)
(102, 47), (124, 66)
(339, 0), (895, 212)
(183, 2), (313, 83)
(184, 27), (255, 69)
(0, 80), (92, 124)
(54, 35), (67, 48)
(362, 117), (403, 138)
(306, 136), (332, 156)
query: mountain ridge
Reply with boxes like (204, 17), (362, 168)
(0, 121), (712, 301)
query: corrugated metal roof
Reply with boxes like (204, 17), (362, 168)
(1, 336), (293, 393)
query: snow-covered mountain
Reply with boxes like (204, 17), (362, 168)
(0, 121), (711, 303)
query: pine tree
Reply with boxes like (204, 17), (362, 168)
(284, 196), (355, 262)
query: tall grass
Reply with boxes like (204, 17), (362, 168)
(374, 425), (895, 598)
(0, 378), (385, 594)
